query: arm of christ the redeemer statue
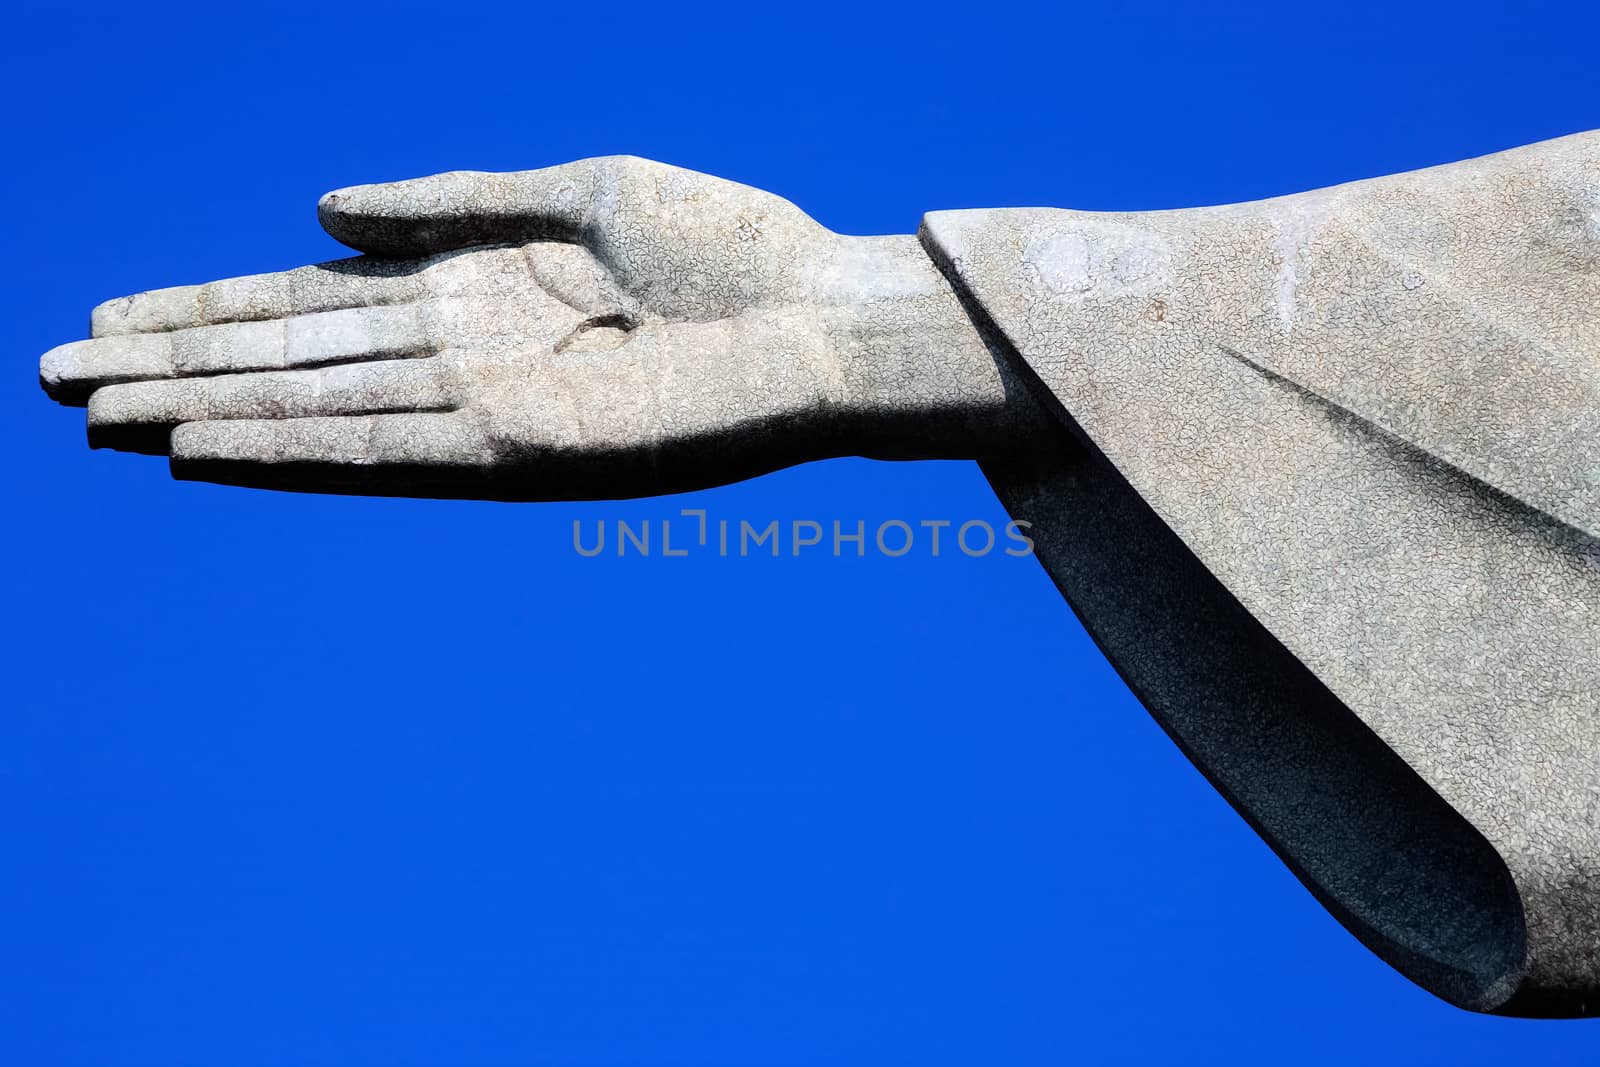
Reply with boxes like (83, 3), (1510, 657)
(38, 131), (1600, 1017)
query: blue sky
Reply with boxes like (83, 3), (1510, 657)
(4, 2), (1597, 1063)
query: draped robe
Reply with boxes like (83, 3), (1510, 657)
(919, 131), (1600, 1015)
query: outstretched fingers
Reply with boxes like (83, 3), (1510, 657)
(41, 304), (433, 404)
(86, 359), (456, 454)
(317, 160), (602, 257)
(88, 258), (429, 338)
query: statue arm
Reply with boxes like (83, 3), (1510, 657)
(40, 159), (1050, 499)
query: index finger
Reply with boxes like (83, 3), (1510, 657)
(90, 257), (428, 338)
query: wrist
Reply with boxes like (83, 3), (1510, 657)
(822, 234), (1050, 459)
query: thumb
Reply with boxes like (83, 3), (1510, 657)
(318, 161), (597, 257)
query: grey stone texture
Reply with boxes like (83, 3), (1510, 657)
(43, 159), (1046, 497)
(38, 133), (1600, 1016)
(926, 131), (1600, 1016)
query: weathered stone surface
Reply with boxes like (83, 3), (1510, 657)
(42, 158), (1044, 497)
(37, 133), (1600, 1015)
(924, 130), (1600, 1015)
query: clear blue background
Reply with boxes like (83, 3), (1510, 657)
(4, 2), (1597, 1063)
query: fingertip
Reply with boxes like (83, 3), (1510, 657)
(90, 287), (201, 338)
(316, 183), (383, 252)
(40, 341), (93, 405)
(90, 294), (136, 338)
(168, 420), (220, 461)
(316, 174), (470, 254)
(316, 183), (367, 227)
(168, 436), (251, 488)
(39, 341), (78, 397)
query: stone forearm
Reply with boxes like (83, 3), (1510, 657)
(821, 234), (1051, 462)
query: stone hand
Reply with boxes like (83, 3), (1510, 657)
(40, 158), (1044, 499)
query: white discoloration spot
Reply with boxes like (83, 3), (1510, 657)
(1267, 188), (1340, 331)
(1402, 270), (1426, 290)
(38, 342), (81, 389)
(818, 236), (939, 303)
(590, 159), (623, 228)
(1024, 223), (1172, 301)
(552, 181), (581, 214)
